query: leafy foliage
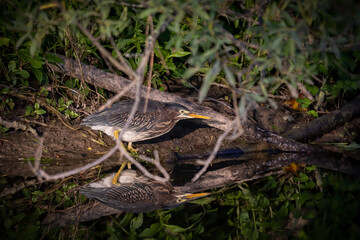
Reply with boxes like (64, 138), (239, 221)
(1, 0), (359, 119)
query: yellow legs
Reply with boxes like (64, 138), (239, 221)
(112, 129), (136, 185)
(112, 161), (132, 185)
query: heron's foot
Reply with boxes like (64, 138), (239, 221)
(112, 162), (132, 185)
(127, 142), (138, 154)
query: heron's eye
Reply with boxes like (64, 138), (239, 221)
(179, 109), (186, 114)
(177, 198), (186, 203)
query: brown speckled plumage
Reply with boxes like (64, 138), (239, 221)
(80, 182), (177, 212)
(81, 99), (208, 142)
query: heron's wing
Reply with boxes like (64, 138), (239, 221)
(81, 99), (161, 129)
(80, 183), (159, 212)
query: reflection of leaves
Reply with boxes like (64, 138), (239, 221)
(164, 224), (186, 233)
(130, 213), (143, 234)
(138, 223), (161, 238)
(189, 197), (216, 205)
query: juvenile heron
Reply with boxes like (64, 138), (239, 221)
(80, 170), (210, 212)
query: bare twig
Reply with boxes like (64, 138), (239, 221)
(192, 121), (236, 182)
(144, 15), (155, 113)
(219, 26), (256, 60)
(76, 23), (137, 80)
(138, 150), (170, 181)
(97, 81), (137, 112)
(297, 82), (314, 101)
(115, 139), (169, 182)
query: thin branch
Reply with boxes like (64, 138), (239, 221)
(97, 81), (137, 112)
(219, 25), (256, 60)
(138, 150), (170, 181)
(109, 35), (135, 77)
(297, 82), (314, 101)
(76, 23), (137, 80)
(115, 139), (169, 182)
(192, 121), (236, 182)
(144, 15), (155, 113)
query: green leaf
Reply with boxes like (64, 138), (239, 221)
(34, 109), (46, 115)
(138, 8), (158, 19)
(1, 87), (10, 94)
(223, 63), (236, 87)
(307, 110), (318, 117)
(25, 106), (34, 116)
(199, 60), (221, 103)
(294, 172), (309, 182)
(32, 68), (44, 84)
(188, 212), (203, 222)
(28, 58), (43, 69)
(168, 51), (191, 58)
(30, 40), (38, 57)
(45, 53), (64, 64)
(8, 60), (16, 72)
(18, 70), (30, 79)
(32, 191), (44, 196)
(0, 37), (10, 47)
(182, 67), (200, 79)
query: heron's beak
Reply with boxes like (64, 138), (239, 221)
(187, 113), (212, 119)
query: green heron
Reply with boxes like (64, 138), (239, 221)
(80, 170), (210, 212)
(81, 99), (211, 184)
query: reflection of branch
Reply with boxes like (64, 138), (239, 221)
(0, 117), (37, 136)
(28, 135), (118, 181)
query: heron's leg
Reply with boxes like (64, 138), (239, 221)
(112, 163), (127, 185)
(114, 129), (121, 140)
(112, 130), (134, 184)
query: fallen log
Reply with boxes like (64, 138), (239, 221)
(283, 95), (360, 142)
